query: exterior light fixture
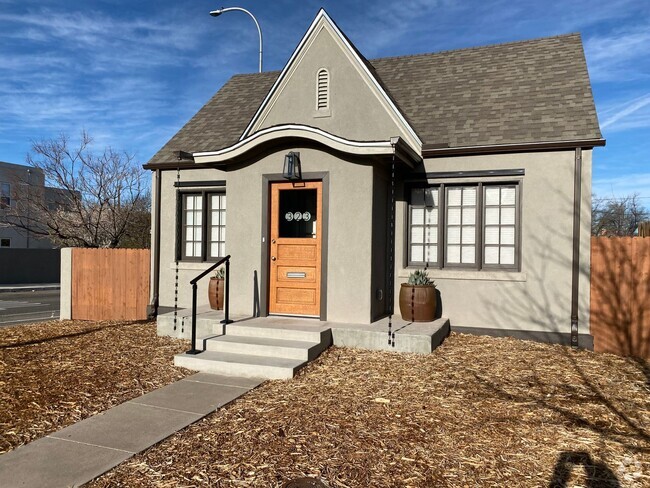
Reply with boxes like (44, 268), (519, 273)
(282, 152), (302, 180)
(209, 7), (263, 73)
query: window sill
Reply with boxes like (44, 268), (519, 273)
(399, 268), (527, 282)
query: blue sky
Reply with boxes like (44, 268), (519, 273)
(1, 0), (648, 200)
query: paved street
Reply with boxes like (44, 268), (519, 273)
(0, 290), (60, 327)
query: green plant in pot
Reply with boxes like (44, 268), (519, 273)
(399, 269), (437, 322)
(208, 267), (225, 310)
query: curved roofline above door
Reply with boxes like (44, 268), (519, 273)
(191, 124), (421, 165)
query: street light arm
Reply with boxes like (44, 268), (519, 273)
(210, 6), (263, 73)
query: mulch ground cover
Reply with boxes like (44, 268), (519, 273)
(88, 332), (650, 488)
(0, 320), (191, 454)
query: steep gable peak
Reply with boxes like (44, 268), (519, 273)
(241, 8), (422, 150)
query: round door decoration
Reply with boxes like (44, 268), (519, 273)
(302, 212), (311, 221)
(285, 212), (293, 221)
(293, 211), (303, 221)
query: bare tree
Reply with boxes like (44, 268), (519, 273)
(4, 132), (149, 248)
(592, 193), (649, 236)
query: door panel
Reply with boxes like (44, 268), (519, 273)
(269, 181), (322, 316)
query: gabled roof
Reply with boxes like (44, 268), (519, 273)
(147, 32), (602, 167)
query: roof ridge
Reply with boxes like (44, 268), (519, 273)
(369, 32), (581, 63)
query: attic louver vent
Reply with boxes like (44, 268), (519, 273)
(317, 69), (329, 111)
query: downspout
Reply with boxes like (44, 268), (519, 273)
(149, 168), (162, 318)
(570, 148), (582, 348)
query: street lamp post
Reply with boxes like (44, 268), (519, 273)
(209, 7), (263, 73)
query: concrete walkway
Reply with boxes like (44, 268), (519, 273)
(0, 373), (263, 488)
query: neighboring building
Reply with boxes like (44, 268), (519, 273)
(0, 161), (61, 249)
(146, 10), (604, 343)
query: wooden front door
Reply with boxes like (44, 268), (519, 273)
(269, 181), (322, 316)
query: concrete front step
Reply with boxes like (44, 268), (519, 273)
(175, 351), (307, 379)
(205, 335), (326, 361)
(225, 322), (332, 344)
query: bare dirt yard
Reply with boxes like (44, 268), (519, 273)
(85, 333), (649, 488)
(0, 320), (191, 454)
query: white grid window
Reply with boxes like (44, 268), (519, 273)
(407, 182), (520, 271)
(484, 186), (517, 266)
(180, 191), (227, 262)
(183, 194), (203, 258)
(209, 194), (226, 259)
(446, 186), (477, 265)
(409, 188), (438, 265)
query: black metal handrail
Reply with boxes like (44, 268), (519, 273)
(186, 255), (233, 355)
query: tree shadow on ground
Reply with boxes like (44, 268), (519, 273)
(0, 322), (140, 349)
(548, 451), (620, 488)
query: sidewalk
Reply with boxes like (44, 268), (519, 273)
(0, 283), (60, 293)
(0, 373), (263, 488)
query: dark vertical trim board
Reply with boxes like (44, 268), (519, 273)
(570, 148), (582, 348)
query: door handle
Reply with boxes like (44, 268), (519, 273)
(271, 256), (276, 261)
(271, 239), (276, 244)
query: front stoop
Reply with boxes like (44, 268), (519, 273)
(174, 321), (332, 379)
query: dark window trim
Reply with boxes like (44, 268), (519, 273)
(174, 180), (226, 188)
(176, 189), (226, 263)
(406, 179), (522, 272)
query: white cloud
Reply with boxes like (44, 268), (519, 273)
(593, 172), (650, 199)
(600, 93), (650, 131)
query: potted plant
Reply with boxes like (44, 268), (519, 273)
(208, 267), (225, 310)
(399, 269), (437, 322)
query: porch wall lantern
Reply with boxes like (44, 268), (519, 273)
(282, 151), (302, 180)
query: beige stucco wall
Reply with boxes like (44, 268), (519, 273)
(157, 147), (377, 324)
(394, 149), (592, 334)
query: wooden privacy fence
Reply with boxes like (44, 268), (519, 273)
(69, 248), (150, 321)
(590, 237), (650, 358)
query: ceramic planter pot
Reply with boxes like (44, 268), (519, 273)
(399, 284), (436, 322)
(208, 277), (224, 310)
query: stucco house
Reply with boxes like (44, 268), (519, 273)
(146, 9), (604, 352)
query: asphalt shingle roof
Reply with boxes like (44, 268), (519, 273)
(147, 33), (601, 166)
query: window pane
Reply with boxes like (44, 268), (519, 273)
(448, 226), (461, 244)
(462, 207), (476, 225)
(426, 245), (437, 262)
(501, 207), (515, 225)
(448, 208), (461, 225)
(186, 211), (194, 225)
(194, 243), (202, 256)
(411, 226), (424, 244)
(221, 227), (226, 241)
(447, 188), (462, 206)
(186, 227), (193, 240)
(501, 226), (515, 245)
(501, 247), (515, 265)
(425, 188), (439, 207)
(501, 187), (516, 205)
(411, 245), (423, 262)
(211, 226), (218, 241)
(427, 226), (438, 244)
(485, 246), (499, 264)
(485, 226), (499, 245)
(186, 196), (194, 210)
(194, 227), (202, 241)
(447, 245), (461, 263)
(221, 195), (226, 210)
(411, 208), (424, 226)
(186, 243), (194, 256)
(221, 210), (226, 226)
(485, 187), (500, 206)
(463, 187), (477, 206)
(425, 208), (437, 224)
(210, 243), (218, 257)
(219, 243), (226, 257)
(462, 226), (475, 244)
(485, 207), (499, 225)
(461, 245), (475, 264)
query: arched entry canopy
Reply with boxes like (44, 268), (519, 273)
(188, 124), (421, 168)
